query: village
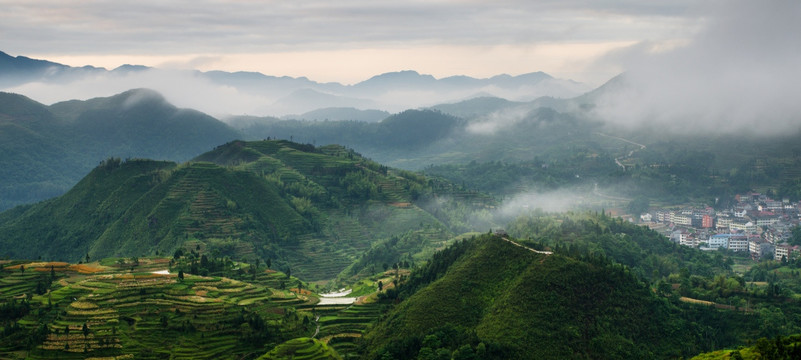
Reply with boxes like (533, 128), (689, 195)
(638, 192), (801, 262)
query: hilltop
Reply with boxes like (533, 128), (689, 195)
(0, 140), (492, 281)
(363, 232), (761, 359)
(0, 90), (240, 211)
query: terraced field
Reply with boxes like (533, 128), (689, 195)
(317, 303), (384, 358)
(259, 337), (342, 359)
(0, 260), (315, 359)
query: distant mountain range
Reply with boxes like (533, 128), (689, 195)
(0, 50), (590, 116)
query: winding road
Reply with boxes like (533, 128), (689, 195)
(597, 133), (646, 171)
(312, 315), (321, 338)
(501, 237), (552, 255)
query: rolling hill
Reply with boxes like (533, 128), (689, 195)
(0, 140), (491, 281)
(0, 89), (240, 211)
(363, 233), (757, 359)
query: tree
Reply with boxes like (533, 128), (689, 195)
(178, 270), (184, 281)
(266, 258), (271, 269)
(627, 196), (650, 216)
(82, 322), (89, 338)
(19, 265), (24, 274)
(378, 281), (383, 291)
(791, 226), (801, 246)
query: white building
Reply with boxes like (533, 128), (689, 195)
(729, 221), (757, 233)
(707, 234), (729, 249)
(728, 235), (749, 252)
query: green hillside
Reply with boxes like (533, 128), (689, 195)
(0, 92), (79, 209)
(230, 107), (607, 170)
(363, 233), (757, 359)
(691, 334), (801, 360)
(0, 258), (315, 359)
(50, 89), (240, 162)
(0, 89), (240, 211)
(0, 140), (491, 281)
(259, 337), (342, 360)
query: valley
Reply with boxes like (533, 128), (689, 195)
(2, 47), (801, 359)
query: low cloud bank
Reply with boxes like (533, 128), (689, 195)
(7, 69), (267, 118)
(497, 189), (587, 219)
(592, 1), (801, 135)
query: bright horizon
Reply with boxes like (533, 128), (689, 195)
(3, 0), (799, 134)
(25, 41), (637, 87)
(1, 1), (706, 87)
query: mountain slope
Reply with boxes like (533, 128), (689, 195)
(0, 92), (81, 209)
(0, 140), (484, 281)
(364, 234), (747, 359)
(0, 89), (241, 210)
(50, 88), (241, 162)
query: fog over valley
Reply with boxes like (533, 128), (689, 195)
(2, 1), (801, 359)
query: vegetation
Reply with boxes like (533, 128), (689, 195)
(691, 334), (801, 360)
(0, 90), (240, 211)
(364, 233), (739, 359)
(0, 258), (317, 359)
(0, 140), (492, 282)
(259, 337), (342, 359)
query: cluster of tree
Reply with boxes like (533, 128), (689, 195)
(507, 211), (728, 281)
(231, 310), (277, 347)
(232, 110), (461, 151)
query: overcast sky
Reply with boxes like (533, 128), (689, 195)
(1, 0), (705, 86)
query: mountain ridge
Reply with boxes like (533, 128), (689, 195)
(0, 50), (589, 115)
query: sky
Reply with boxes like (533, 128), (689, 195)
(2, 0), (799, 134)
(0, 0), (703, 86)
(591, 0), (801, 135)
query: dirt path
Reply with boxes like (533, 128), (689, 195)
(592, 183), (632, 202)
(311, 315), (321, 338)
(679, 297), (751, 312)
(501, 237), (552, 255)
(597, 133), (646, 171)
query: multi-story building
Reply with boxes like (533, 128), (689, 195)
(775, 244), (796, 262)
(672, 212), (692, 226)
(728, 235), (749, 252)
(707, 234), (730, 249)
(702, 214), (714, 228)
(729, 220), (757, 233)
(717, 215), (733, 230)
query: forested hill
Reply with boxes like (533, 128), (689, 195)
(228, 106), (604, 169)
(0, 90), (240, 211)
(0, 140), (490, 281)
(363, 232), (759, 359)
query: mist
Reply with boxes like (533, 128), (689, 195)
(6, 68), (269, 118)
(3, 61), (589, 119)
(591, 1), (801, 135)
(497, 189), (588, 219)
(466, 106), (533, 135)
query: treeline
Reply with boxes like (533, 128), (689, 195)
(507, 211), (728, 281)
(364, 233), (752, 359)
(231, 109), (462, 150)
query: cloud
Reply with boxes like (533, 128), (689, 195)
(466, 106), (533, 135)
(7, 69), (268, 117)
(591, 0), (801, 135)
(2, 1), (695, 61)
(497, 189), (587, 218)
